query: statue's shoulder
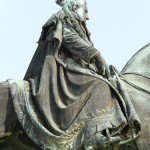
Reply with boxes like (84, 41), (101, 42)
(39, 10), (66, 41)
(43, 10), (65, 28)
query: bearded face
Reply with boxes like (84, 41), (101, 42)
(75, 0), (89, 21)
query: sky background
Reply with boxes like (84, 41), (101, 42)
(0, 0), (150, 81)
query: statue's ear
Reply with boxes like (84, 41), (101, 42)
(72, 5), (78, 13)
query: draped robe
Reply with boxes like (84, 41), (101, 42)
(7, 10), (141, 149)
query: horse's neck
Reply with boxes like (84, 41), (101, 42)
(122, 43), (150, 76)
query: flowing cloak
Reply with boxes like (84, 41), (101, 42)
(8, 11), (141, 149)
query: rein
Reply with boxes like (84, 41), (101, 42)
(110, 65), (150, 95)
(122, 72), (150, 80)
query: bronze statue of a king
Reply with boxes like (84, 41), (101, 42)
(3, 0), (150, 149)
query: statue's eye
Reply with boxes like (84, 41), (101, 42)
(85, 9), (88, 13)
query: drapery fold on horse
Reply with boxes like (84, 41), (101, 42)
(5, 10), (141, 149)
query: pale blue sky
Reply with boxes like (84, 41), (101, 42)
(0, 0), (150, 81)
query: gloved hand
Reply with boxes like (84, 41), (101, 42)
(91, 54), (110, 79)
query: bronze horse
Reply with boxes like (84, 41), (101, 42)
(0, 43), (150, 150)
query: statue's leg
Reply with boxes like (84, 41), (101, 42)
(84, 131), (121, 150)
(69, 77), (126, 150)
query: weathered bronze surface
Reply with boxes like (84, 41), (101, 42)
(0, 0), (150, 149)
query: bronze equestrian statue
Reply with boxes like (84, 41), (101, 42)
(0, 0), (149, 149)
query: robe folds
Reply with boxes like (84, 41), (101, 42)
(8, 10), (141, 149)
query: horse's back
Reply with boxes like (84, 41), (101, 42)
(0, 81), (17, 145)
(0, 81), (41, 149)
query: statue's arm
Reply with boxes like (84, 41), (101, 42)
(62, 23), (99, 63)
(62, 22), (110, 77)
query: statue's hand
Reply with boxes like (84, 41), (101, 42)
(92, 54), (110, 79)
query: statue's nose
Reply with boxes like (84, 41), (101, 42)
(85, 13), (89, 20)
